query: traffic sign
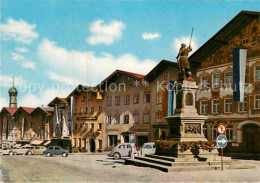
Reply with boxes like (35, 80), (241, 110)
(129, 134), (136, 144)
(217, 135), (228, 148)
(217, 123), (226, 135)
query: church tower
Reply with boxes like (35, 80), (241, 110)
(8, 76), (18, 108)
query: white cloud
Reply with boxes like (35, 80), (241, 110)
(0, 97), (9, 109)
(142, 33), (161, 40)
(86, 20), (125, 45)
(1, 18), (38, 44)
(11, 52), (24, 61)
(0, 75), (27, 87)
(48, 72), (80, 86)
(16, 47), (30, 53)
(172, 36), (198, 56)
(38, 38), (157, 86)
(21, 61), (36, 70)
(19, 88), (71, 107)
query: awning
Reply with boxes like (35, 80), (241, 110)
(43, 140), (51, 146)
(30, 140), (43, 145)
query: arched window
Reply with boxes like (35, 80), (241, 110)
(203, 125), (208, 139)
(212, 125), (218, 141)
(226, 124), (233, 141)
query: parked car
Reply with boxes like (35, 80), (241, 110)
(27, 146), (46, 155)
(44, 146), (69, 157)
(0, 147), (14, 155)
(108, 143), (137, 160)
(140, 142), (155, 156)
(13, 145), (35, 155)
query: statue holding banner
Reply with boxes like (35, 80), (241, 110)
(176, 43), (192, 79)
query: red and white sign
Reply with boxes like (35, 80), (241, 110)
(217, 123), (226, 135)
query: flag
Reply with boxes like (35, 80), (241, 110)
(233, 48), (247, 102)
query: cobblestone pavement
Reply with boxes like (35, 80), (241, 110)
(0, 154), (260, 182)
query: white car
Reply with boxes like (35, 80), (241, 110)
(13, 145), (35, 155)
(140, 142), (155, 156)
(0, 147), (14, 155)
(108, 143), (137, 160)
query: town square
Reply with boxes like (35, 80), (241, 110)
(0, 1), (260, 182)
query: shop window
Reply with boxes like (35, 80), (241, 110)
(226, 125), (233, 141)
(200, 100), (208, 114)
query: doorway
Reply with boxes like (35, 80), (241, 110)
(242, 124), (260, 153)
(89, 139), (96, 152)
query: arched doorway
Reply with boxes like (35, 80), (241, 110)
(242, 124), (260, 153)
(89, 139), (95, 153)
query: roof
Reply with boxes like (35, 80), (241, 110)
(97, 69), (144, 87)
(66, 84), (96, 102)
(48, 97), (67, 107)
(145, 60), (179, 81)
(19, 107), (36, 114)
(31, 107), (54, 115)
(189, 10), (260, 63)
(1, 107), (18, 115)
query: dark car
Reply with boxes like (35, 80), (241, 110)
(44, 146), (69, 157)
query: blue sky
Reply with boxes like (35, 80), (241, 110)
(0, 1), (259, 108)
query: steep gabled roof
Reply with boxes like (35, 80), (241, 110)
(145, 59), (179, 82)
(66, 84), (97, 102)
(48, 97), (67, 107)
(31, 107), (54, 115)
(189, 10), (260, 63)
(18, 107), (36, 114)
(1, 107), (18, 115)
(97, 69), (145, 88)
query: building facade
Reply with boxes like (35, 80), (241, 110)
(189, 11), (260, 157)
(67, 85), (104, 153)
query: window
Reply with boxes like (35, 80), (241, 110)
(106, 97), (112, 106)
(80, 107), (83, 114)
(226, 125), (233, 141)
(255, 65), (260, 81)
(118, 145), (125, 149)
(201, 76), (208, 89)
(74, 124), (78, 130)
(91, 107), (94, 113)
(203, 125), (208, 139)
(78, 138), (81, 148)
(224, 98), (233, 113)
(106, 115), (112, 124)
(200, 100), (208, 114)
(144, 93), (150, 103)
(212, 100), (220, 114)
(133, 94), (140, 104)
(212, 74), (220, 88)
(85, 107), (88, 114)
(91, 123), (94, 129)
(163, 73), (169, 84)
(133, 113), (139, 124)
(55, 147), (61, 150)
(115, 96), (120, 106)
(238, 97), (247, 112)
(242, 38), (249, 44)
(144, 144), (153, 149)
(124, 114), (129, 124)
(255, 95), (260, 109)
(212, 125), (218, 141)
(98, 123), (102, 130)
(156, 93), (162, 104)
(98, 106), (102, 112)
(114, 114), (120, 124)
(156, 112), (162, 123)
(125, 95), (130, 105)
(143, 113), (150, 123)
(88, 94), (92, 101)
(224, 72), (232, 86)
(108, 135), (117, 147)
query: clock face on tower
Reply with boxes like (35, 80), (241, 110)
(11, 96), (16, 103)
